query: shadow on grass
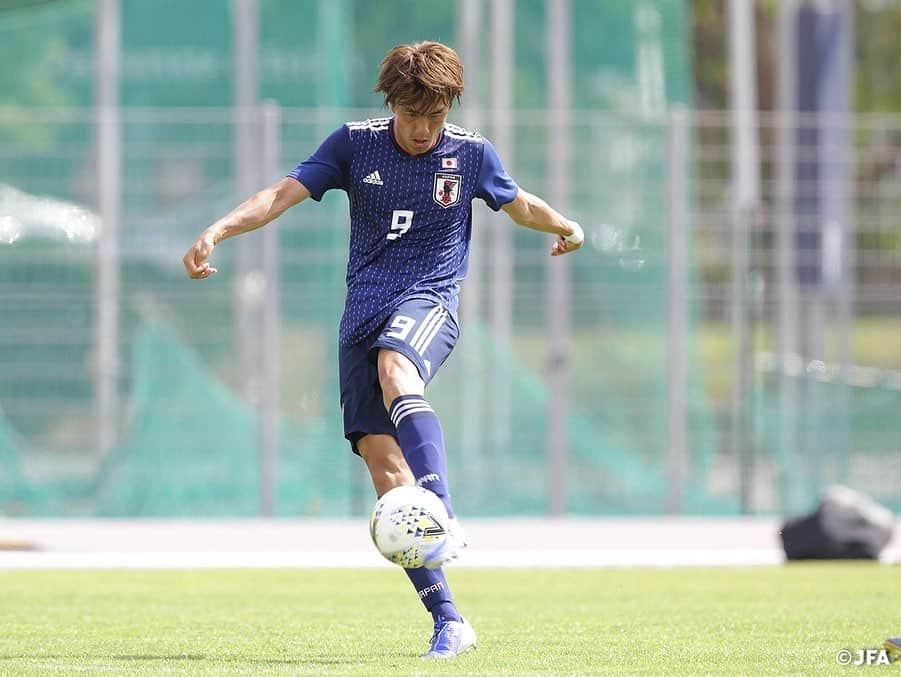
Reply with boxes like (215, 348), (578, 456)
(253, 658), (363, 666)
(113, 654), (205, 661)
(1, 654), (369, 667)
(0, 655), (206, 662)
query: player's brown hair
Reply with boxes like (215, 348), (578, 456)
(375, 41), (464, 113)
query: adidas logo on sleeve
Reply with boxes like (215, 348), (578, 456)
(363, 170), (384, 185)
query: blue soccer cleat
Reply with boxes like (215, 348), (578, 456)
(423, 517), (467, 570)
(423, 617), (477, 659)
(885, 637), (901, 657)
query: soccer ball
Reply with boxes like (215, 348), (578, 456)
(369, 485), (449, 568)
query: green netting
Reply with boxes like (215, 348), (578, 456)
(756, 374), (901, 515)
(0, 310), (724, 517)
(0, 416), (28, 512)
(92, 322), (351, 516)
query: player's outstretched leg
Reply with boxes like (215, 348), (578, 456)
(405, 567), (477, 659)
(388, 394), (467, 568)
(389, 394), (454, 515)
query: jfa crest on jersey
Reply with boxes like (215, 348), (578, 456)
(288, 119), (518, 346)
(433, 173), (461, 208)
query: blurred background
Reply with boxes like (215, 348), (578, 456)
(0, 0), (899, 520)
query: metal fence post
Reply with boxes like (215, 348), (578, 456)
(458, 0), (483, 509)
(233, 0), (261, 405)
(775, 0), (800, 514)
(491, 0), (515, 473)
(94, 0), (121, 461)
(546, 0), (571, 516)
(835, 0), (855, 484)
(259, 101), (281, 517)
(666, 107), (689, 515)
(728, 0), (761, 513)
(828, 0), (854, 487)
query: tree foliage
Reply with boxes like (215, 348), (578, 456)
(691, 0), (901, 112)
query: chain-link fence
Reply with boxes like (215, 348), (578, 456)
(2, 106), (899, 517)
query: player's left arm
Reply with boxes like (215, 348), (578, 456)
(501, 188), (584, 257)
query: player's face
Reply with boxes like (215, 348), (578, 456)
(390, 103), (449, 155)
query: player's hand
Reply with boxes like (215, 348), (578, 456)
(183, 232), (218, 279)
(550, 235), (583, 256)
(551, 221), (584, 257)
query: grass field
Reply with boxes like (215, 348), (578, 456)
(1, 565), (899, 675)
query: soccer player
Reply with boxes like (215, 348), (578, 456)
(183, 41), (583, 658)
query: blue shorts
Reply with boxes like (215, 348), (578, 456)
(339, 297), (459, 454)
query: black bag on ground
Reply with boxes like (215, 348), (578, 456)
(780, 485), (895, 560)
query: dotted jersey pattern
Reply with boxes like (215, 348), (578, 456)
(336, 119), (485, 346)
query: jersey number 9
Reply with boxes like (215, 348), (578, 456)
(386, 210), (414, 241)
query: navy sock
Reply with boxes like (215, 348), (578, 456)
(389, 395), (455, 518)
(404, 567), (461, 623)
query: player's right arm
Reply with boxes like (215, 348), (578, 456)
(185, 123), (351, 279)
(183, 178), (310, 279)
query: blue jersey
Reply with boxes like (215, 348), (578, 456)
(288, 117), (518, 347)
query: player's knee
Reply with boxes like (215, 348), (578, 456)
(377, 349), (423, 405)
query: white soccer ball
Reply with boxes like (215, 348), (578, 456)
(369, 485), (449, 568)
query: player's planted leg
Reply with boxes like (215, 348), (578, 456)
(406, 567), (476, 658)
(424, 616), (477, 659)
(358, 434), (473, 657)
(404, 568), (477, 659)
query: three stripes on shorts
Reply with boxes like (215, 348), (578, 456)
(409, 305), (447, 356)
(386, 304), (446, 426)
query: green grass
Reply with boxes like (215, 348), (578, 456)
(1, 565), (899, 675)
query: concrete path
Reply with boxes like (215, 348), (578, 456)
(0, 518), (898, 568)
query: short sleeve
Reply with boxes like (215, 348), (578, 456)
(287, 125), (352, 201)
(474, 138), (519, 211)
